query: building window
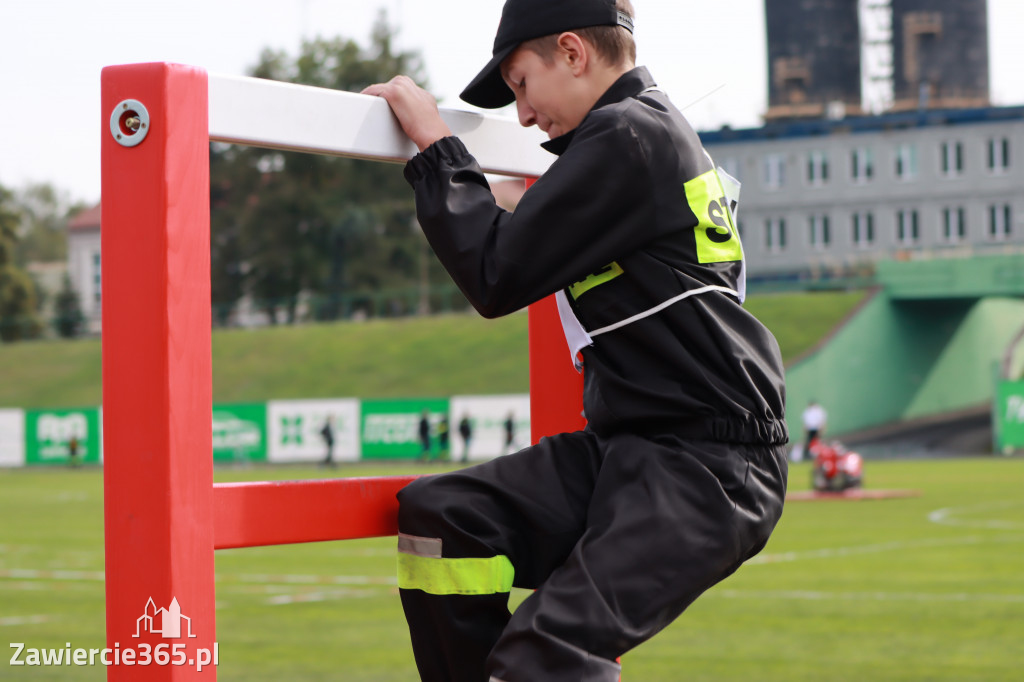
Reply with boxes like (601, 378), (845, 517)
(988, 138), (1011, 173)
(851, 147), (874, 182)
(807, 151), (829, 186)
(852, 212), (875, 248)
(989, 204), (1012, 241)
(763, 154), (786, 189)
(809, 214), (831, 250)
(766, 218), (787, 253)
(92, 252), (102, 304)
(942, 207), (966, 242)
(896, 209), (920, 245)
(895, 144), (918, 180)
(941, 141), (964, 177)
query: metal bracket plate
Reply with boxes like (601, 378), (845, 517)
(109, 99), (150, 147)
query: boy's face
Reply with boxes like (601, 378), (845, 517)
(500, 44), (592, 140)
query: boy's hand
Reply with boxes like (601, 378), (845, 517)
(362, 76), (453, 152)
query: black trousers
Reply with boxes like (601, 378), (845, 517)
(396, 429), (788, 682)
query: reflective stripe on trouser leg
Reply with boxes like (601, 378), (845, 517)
(395, 434), (606, 682)
(397, 533), (515, 596)
(397, 531), (516, 681)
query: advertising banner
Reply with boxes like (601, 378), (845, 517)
(360, 398), (450, 460)
(267, 399), (361, 463)
(25, 408), (101, 465)
(449, 394), (531, 461)
(212, 403), (268, 462)
(995, 380), (1024, 454)
(0, 409), (25, 467)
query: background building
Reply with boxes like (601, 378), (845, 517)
(710, 0), (1016, 280)
(703, 107), (1022, 279)
(890, 0), (990, 111)
(764, 0), (863, 122)
(67, 203), (101, 333)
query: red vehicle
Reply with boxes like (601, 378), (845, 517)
(809, 438), (864, 492)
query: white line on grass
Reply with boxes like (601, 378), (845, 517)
(748, 533), (1024, 565)
(264, 588), (382, 605)
(0, 568), (398, 586)
(928, 500), (1024, 529)
(4, 581), (47, 591)
(713, 588), (1024, 604)
(0, 615), (49, 627)
(232, 573), (397, 586)
(0, 568), (104, 581)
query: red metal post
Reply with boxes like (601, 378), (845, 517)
(213, 477), (419, 550)
(102, 63), (216, 679)
(525, 180), (587, 444)
(528, 296), (586, 443)
(98, 66), (577, 679)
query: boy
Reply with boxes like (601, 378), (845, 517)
(362, 1), (789, 680)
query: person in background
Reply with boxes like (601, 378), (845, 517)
(320, 416), (335, 467)
(437, 414), (451, 462)
(458, 413), (473, 463)
(68, 435), (80, 468)
(802, 399), (828, 454)
(503, 411), (518, 456)
(418, 410), (432, 462)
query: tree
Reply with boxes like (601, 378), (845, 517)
(53, 273), (84, 339)
(209, 12), (456, 324)
(0, 185), (42, 342)
(12, 182), (79, 265)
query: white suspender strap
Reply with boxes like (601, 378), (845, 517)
(555, 284), (742, 372)
(587, 284), (740, 338)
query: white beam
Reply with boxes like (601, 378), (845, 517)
(208, 73), (553, 178)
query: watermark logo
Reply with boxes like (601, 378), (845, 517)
(10, 597), (216, 671)
(134, 597), (196, 639)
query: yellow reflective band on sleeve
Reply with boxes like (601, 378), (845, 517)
(685, 169), (744, 264)
(568, 262), (624, 300)
(397, 552), (515, 596)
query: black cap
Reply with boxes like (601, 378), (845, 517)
(460, 0), (634, 109)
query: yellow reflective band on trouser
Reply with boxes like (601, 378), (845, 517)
(685, 169), (744, 264)
(397, 552), (515, 596)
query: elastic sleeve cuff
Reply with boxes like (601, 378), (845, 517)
(403, 136), (472, 185)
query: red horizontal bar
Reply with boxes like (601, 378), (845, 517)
(213, 476), (419, 550)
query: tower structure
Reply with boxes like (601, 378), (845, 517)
(764, 0), (863, 122)
(890, 0), (990, 111)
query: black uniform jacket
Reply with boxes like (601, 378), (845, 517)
(404, 67), (788, 445)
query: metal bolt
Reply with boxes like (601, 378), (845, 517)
(111, 98), (150, 148)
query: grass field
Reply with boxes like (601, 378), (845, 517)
(3, 456), (1022, 680)
(0, 290), (865, 408)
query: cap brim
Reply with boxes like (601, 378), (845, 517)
(459, 43), (518, 109)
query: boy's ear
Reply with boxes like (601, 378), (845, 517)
(556, 32), (589, 76)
